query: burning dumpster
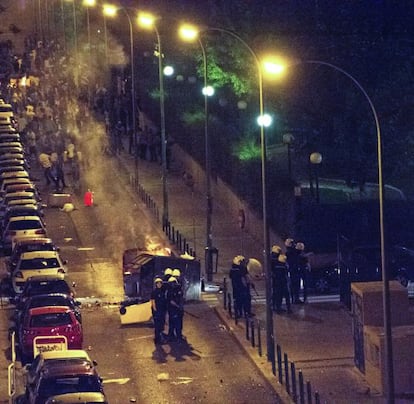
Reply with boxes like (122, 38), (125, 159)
(122, 248), (201, 302)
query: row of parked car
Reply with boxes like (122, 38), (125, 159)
(0, 100), (108, 403)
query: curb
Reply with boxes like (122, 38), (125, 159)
(214, 306), (294, 404)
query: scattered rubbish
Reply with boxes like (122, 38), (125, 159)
(157, 372), (170, 381)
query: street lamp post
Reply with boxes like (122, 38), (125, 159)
(103, 4), (138, 172)
(282, 133), (295, 179)
(179, 26), (215, 281)
(309, 152), (322, 203)
(270, 59), (393, 401)
(138, 13), (169, 225)
(209, 27), (274, 363)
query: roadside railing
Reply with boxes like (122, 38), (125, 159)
(128, 173), (196, 257)
(222, 277), (321, 404)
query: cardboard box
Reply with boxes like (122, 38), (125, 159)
(351, 281), (409, 327)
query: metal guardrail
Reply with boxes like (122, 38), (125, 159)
(223, 278), (321, 404)
(129, 173), (196, 258)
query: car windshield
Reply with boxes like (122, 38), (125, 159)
(19, 258), (60, 270)
(38, 375), (102, 396)
(13, 243), (55, 259)
(8, 220), (42, 230)
(30, 312), (72, 327)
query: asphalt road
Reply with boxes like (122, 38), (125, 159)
(0, 155), (282, 403)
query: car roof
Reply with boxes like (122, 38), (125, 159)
(4, 191), (34, 198)
(29, 305), (72, 315)
(20, 250), (59, 259)
(5, 204), (39, 212)
(6, 199), (37, 206)
(45, 392), (107, 403)
(39, 361), (97, 378)
(36, 349), (91, 361)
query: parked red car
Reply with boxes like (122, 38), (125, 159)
(19, 306), (83, 364)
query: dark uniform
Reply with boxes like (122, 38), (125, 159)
(229, 256), (247, 318)
(285, 238), (301, 304)
(150, 278), (167, 344)
(167, 277), (185, 341)
(271, 254), (291, 313)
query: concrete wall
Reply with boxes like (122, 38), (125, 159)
(171, 144), (284, 247)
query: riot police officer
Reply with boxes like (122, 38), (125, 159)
(167, 276), (185, 342)
(285, 238), (301, 304)
(296, 242), (310, 303)
(229, 255), (247, 318)
(270, 245), (282, 310)
(150, 277), (168, 344)
(272, 254), (291, 313)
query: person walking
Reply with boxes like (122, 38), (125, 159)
(296, 242), (310, 303)
(272, 254), (292, 314)
(150, 277), (168, 345)
(38, 152), (52, 186)
(166, 276), (185, 342)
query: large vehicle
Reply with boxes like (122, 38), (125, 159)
(122, 247), (201, 302)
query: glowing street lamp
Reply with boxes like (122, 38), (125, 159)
(276, 59), (393, 401)
(179, 24), (216, 282)
(180, 24), (277, 363)
(138, 12), (169, 225)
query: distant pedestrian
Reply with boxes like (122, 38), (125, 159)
(38, 152), (52, 186)
(166, 276), (185, 342)
(296, 242), (310, 303)
(151, 277), (168, 345)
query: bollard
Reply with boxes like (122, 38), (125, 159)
(250, 320), (255, 348)
(257, 319), (262, 357)
(306, 381), (312, 404)
(223, 278), (227, 309)
(284, 353), (290, 394)
(178, 233), (182, 250)
(298, 370), (305, 404)
(183, 238), (187, 251)
(245, 316), (250, 340)
(277, 344), (283, 383)
(175, 230), (179, 245)
(314, 391), (320, 404)
(172, 226), (175, 242)
(291, 362), (297, 402)
(227, 293), (232, 317)
(189, 247), (194, 256)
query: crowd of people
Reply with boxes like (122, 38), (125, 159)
(229, 238), (310, 317)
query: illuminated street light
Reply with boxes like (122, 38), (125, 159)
(179, 24), (217, 282)
(279, 59), (393, 401)
(180, 23), (276, 363)
(138, 12), (169, 225)
(103, 3), (138, 169)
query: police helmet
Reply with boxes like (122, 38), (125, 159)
(285, 238), (294, 247)
(172, 269), (181, 277)
(168, 276), (178, 284)
(232, 255), (246, 266)
(164, 268), (173, 276)
(154, 277), (163, 284)
(271, 245), (282, 254)
(278, 254), (287, 263)
(295, 242), (305, 251)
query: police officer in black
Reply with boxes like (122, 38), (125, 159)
(285, 238), (301, 304)
(270, 245), (282, 310)
(167, 276), (185, 342)
(229, 255), (246, 318)
(272, 254), (292, 313)
(150, 277), (168, 344)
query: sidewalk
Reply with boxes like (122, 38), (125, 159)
(115, 145), (388, 403)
